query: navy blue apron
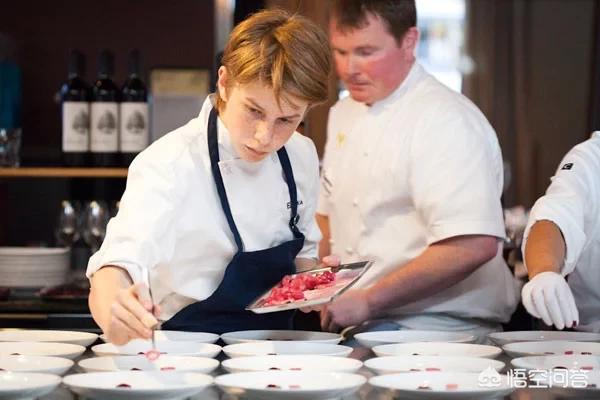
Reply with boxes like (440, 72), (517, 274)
(161, 107), (304, 334)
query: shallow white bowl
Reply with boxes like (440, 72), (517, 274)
(370, 371), (514, 400)
(511, 354), (600, 371)
(0, 371), (62, 400)
(372, 342), (501, 359)
(91, 340), (221, 358)
(63, 371), (213, 400)
(78, 355), (219, 374)
(220, 330), (342, 345)
(488, 331), (600, 346)
(364, 355), (505, 375)
(215, 371), (366, 400)
(100, 330), (219, 344)
(355, 330), (476, 348)
(0, 342), (86, 360)
(502, 341), (600, 358)
(0, 330), (98, 347)
(0, 355), (73, 376)
(222, 355), (362, 373)
(550, 370), (600, 399)
(223, 341), (352, 358)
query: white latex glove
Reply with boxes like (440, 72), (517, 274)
(521, 271), (579, 330)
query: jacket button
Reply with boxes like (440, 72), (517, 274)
(345, 247), (354, 254)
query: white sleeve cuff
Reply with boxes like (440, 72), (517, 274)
(86, 251), (146, 285)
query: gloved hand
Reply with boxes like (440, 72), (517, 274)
(521, 271), (579, 330)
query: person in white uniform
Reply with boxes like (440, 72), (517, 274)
(86, 10), (331, 344)
(316, 0), (520, 342)
(521, 131), (600, 332)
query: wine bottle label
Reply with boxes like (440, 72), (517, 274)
(62, 102), (90, 152)
(90, 102), (119, 152)
(119, 102), (149, 152)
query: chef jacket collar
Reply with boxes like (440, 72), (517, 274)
(198, 94), (238, 161)
(368, 61), (425, 114)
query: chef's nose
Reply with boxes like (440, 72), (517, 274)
(254, 121), (274, 146)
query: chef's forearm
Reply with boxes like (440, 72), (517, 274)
(365, 235), (498, 315)
(88, 265), (133, 331)
(524, 220), (565, 278)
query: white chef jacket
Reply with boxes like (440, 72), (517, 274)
(522, 131), (600, 332)
(87, 95), (321, 320)
(318, 62), (520, 326)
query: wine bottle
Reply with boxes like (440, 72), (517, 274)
(60, 50), (90, 166)
(119, 49), (149, 166)
(90, 50), (119, 167)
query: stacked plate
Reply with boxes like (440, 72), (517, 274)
(0, 330), (98, 347)
(354, 330), (476, 348)
(0, 247), (70, 288)
(488, 330), (600, 346)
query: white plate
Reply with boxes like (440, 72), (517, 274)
(372, 342), (502, 359)
(223, 342), (352, 358)
(511, 355), (600, 371)
(78, 355), (219, 373)
(221, 330), (342, 344)
(0, 371), (62, 400)
(92, 340), (221, 358)
(550, 370), (600, 399)
(365, 356), (505, 375)
(0, 330), (98, 347)
(100, 330), (219, 344)
(222, 355), (362, 373)
(488, 331), (600, 346)
(63, 371), (213, 400)
(0, 342), (85, 360)
(215, 371), (366, 400)
(370, 371), (514, 400)
(0, 355), (73, 375)
(502, 341), (600, 358)
(354, 330), (476, 348)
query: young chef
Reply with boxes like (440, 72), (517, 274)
(86, 9), (331, 344)
(521, 131), (600, 332)
(316, 0), (520, 343)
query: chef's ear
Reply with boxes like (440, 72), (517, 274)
(217, 66), (229, 102)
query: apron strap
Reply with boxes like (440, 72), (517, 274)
(207, 107), (244, 251)
(277, 147), (303, 238)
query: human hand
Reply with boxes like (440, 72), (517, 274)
(321, 254), (341, 268)
(521, 271), (579, 330)
(320, 288), (371, 332)
(103, 282), (161, 345)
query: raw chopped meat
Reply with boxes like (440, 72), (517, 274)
(116, 383), (131, 388)
(263, 271), (336, 305)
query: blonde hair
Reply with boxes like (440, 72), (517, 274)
(216, 9), (331, 112)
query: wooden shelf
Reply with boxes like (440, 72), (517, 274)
(0, 167), (128, 178)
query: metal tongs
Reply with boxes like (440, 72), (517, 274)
(145, 269), (161, 360)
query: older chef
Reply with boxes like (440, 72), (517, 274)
(316, 0), (520, 342)
(87, 10), (331, 344)
(521, 131), (600, 332)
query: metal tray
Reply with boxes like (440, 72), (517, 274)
(246, 260), (373, 314)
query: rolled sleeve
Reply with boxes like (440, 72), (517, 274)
(86, 150), (180, 284)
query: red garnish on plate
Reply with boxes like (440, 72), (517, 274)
(145, 349), (161, 361)
(418, 385), (431, 390)
(544, 352), (555, 355)
(565, 351), (574, 355)
(160, 366), (175, 371)
(446, 383), (458, 390)
(9, 353), (19, 356)
(266, 384), (281, 389)
(409, 368), (421, 372)
(587, 383), (597, 388)
(426, 367), (441, 371)
(268, 367), (281, 370)
(290, 367), (302, 371)
(130, 368), (142, 371)
(581, 366), (594, 370)
(289, 384), (301, 389)
(554, 366), (568, 370)
(582, 352), (593, 355)
(116, 383), (131, 388)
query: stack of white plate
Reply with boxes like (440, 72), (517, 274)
(0, 247), (70, 288)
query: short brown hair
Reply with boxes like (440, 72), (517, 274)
(329, 0), (417, 44)
(216, 9), (331, 112)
